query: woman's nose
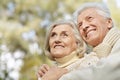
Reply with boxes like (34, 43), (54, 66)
(54, 36), (61, 43)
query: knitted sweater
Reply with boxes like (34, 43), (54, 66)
(55, 50), (99, 72)
(93, 27), (120, 58)
(38, 49), (99, 80)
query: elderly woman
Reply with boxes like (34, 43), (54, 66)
(37, 20), (99, 80)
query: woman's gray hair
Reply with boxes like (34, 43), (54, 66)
(44, 19), (86, 60)
(73, 2), (111, 23)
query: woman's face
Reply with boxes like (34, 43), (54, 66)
(49, 24), (77, 58)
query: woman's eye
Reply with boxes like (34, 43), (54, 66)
(50, 33), (56, 37)
(61, 33), (68, 37)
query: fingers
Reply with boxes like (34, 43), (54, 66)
(38, 64), (50, 77)
(37, 65), (68, 80)
(43, 64), (50, 70)
(37, 66), (68, 80)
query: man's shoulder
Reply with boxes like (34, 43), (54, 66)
(108, 36), (120, 60)
(111, 37), (120, 53)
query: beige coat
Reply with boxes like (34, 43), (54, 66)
(65, 52), (99, 71)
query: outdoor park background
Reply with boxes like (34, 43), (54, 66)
(0, 0), (120, 80)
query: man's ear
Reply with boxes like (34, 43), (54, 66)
(107, 18), (113, 29)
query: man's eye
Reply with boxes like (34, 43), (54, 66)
(78, 22), (82, 28)
(88, 17), (93, 21)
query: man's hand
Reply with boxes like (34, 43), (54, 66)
(37, 64), (50, 78)
(41, 66), (68, 80)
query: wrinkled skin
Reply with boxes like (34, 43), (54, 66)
(77, 8), (112, 47)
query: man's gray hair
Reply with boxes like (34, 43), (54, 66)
(73, 2), (111, 22)
(44, 19), (86, 60)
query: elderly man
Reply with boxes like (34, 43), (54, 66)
(74, 2), (120, 58)
(38, 2), (120, 80)
(59, 2), (120, 80)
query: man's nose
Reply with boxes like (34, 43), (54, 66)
(82, 22), (89, 32)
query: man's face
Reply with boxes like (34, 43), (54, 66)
(77, 8), (112, 47)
